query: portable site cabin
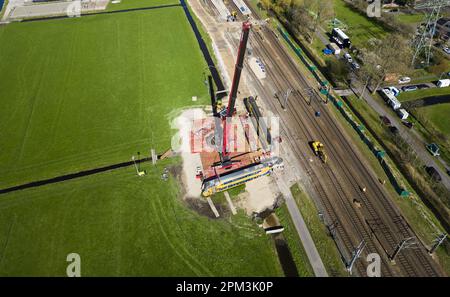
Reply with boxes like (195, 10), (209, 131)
(331, 28), (351, 48)
(437, 79), (450, 88)
(380, 89), (401, 110)
(397, 108), (409, 120)
(327, 43), (341, 55)
(232, 0), (251, 15)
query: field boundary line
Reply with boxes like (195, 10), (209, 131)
(20, 3), (182, 22)
(0, 158), (150, 195)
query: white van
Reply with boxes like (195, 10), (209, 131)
(397, 109), (409, 120)
(437, 79), (450, 88)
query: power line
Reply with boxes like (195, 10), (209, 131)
(412, 0), (450, 66)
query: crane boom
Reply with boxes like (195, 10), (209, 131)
(222, 21), (252, 163)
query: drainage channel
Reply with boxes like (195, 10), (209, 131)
(273, 234), (300, 277)
(179, 0), (226, 98)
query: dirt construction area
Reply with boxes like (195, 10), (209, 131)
(174, 106), (280, 216)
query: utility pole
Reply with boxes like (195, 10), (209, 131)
(359, 76), (370, 100)
(390, 237), (416, 262)
(327, 220), (339, 239)
(324, 84), (331, 104)
(283, 88), (293, 110)
(304, 87), (314, 106)
(151, 149), (157, 165)
(346, 240), (366, 275)
(132, 155), (146, 176)
(428, 233), (447, 255)
(131, 156), (140, 175)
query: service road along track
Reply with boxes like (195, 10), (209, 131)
(222, 0), (443, 276)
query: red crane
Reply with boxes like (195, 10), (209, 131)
(221, 21), (252, 165)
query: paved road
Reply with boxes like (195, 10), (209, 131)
(350, 79), (450, 191)
(314, 28), (450, 192)
(273, 171), (328, 277)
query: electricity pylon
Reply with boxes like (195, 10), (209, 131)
(412, 0), (450, 67)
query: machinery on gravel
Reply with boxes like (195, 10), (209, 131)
(311, 141), (327, 163)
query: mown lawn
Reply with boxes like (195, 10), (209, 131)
(105, 0), (179, 12)
(332, 0), (388, 48)
(417, 103), (450, 137)
(0, 7), (208, 188)
(0, 159), (283, 276)
(289, 184), (347, 277)
(395, 13), (424, 25)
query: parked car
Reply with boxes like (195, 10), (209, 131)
(443, 47), (450, 54)
(425, 166), (442, 182)
(380, 115), (391, 126)
(386, 86), (400, 96)
(402, 120), (413, 129)
(344, 53), (353, 63)
(398, 77), (411, 84)
(390, 126), (399, 134)
(351, 62), (360, 70)
(426, 143), (440, 156)
(402, 85), (418, 92)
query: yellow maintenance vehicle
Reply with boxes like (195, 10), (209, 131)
(311, 141), (327, 163)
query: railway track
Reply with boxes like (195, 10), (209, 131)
(220, 0), (442, 276)
(221, 0), (393, 276)
(247, 28), (393, 276)
(262, 27), (441, 277)
(260, 25), (441, 277)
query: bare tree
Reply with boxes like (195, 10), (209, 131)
(312, 0), (334, 33)
(360, 34), (413, 93)
(284, 1), (315, 42)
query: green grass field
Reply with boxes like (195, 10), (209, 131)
(289, 184), (346, 277)
(332, 0), (388, 48)
(0, 159), (283, 276)
(417, 103), (450, 137)
(395, 13), (424, 25)
(105, 0), (179, 12)
(0, 6), (286, 276)
(0, 7), (208, 188)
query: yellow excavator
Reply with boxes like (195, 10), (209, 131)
(311, 141), (327, 163)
